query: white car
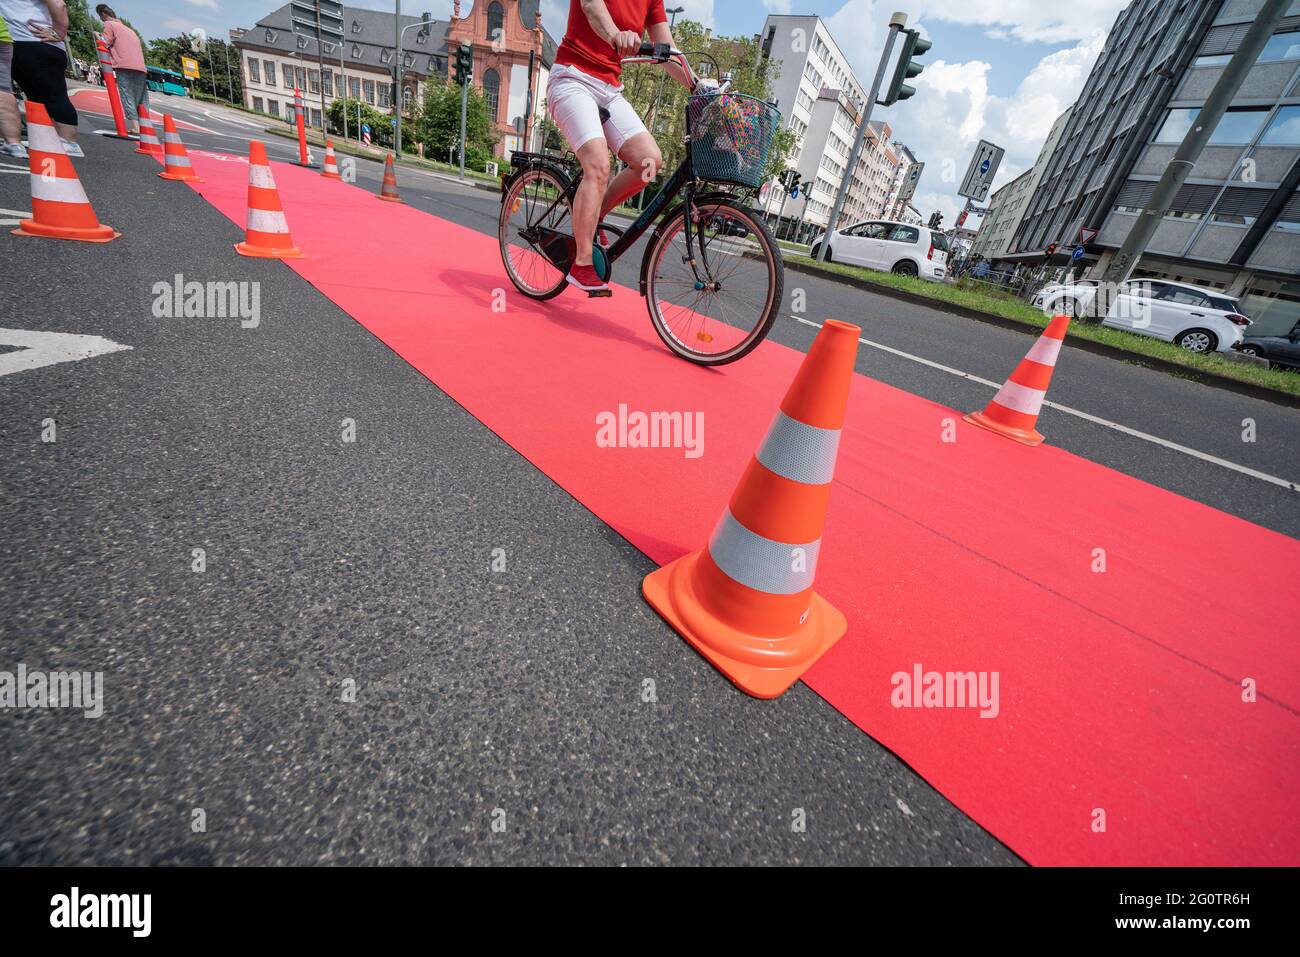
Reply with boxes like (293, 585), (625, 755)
(809, 220), (949, 282)
(1032, 278), (1252, 354)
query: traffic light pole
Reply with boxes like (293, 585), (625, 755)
(816, 12), (906, 263)
(1097, 0), (1289, 293)
(459, 78), (469, 180)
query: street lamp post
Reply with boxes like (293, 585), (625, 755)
(393, 13), (431, 155)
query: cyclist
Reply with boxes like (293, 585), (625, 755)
(548, 0), (711, 295)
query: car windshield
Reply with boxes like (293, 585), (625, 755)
(929, 232), (950, 252)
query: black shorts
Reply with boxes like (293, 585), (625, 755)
(12, 41), (77, 126)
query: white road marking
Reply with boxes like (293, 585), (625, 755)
(0, 207), (30, 225)
(793, 316), (1299, 493)
(0, 164), (28, 175)
(0, 329), (132, 378)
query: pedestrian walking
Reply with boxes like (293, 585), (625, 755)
(0, 0), (81, 155)
(0, 13), (26, 158)
(94, 4), (144, 134)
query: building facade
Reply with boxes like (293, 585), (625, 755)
(972, 105), (1073, 260)
(234, 1), (554, 159)
(1006, 0), (1300, 333)
(756, 14), (878, 236)
(445, 0), (556, 157)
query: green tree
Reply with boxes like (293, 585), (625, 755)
(146, 35), (243, 104)
(326, 97), (394, 149)
(411, 81), (499, 166)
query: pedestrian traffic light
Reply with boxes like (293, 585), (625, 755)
(928, 211), (943, 230)
(453, 42), (473, 86)
(781, 169), (802, 195)
(1045, 242), (1058, 258)
(882, 28), (932, 106)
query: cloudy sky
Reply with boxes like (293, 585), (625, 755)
(127, 0), (1129, 224)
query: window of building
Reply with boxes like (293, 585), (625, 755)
(267, 99), (280, 117)
(247, 57), (260, 83)
(378, 83), (390, 108)
(1260, 106), (1300, 147)
(309, 70), (320, 94)
(322, 70), (333, 96)
(352, 19), (362, 33)
(487, 2), (504, 41)
(349, 76), (360, 99)
(352, 44), (362, 59)
(1259, 30), (1300, 62)
(252, 96), (264, 113)
(296, 35), (309, 51)
(403, 87), (413, 110)
(311, 108), (322, 127)
(265, 60), (277, 87)
(483, 68), (501, 121)
(803, 62), (822, 88)
(1154, 107), (1268, 145)
(381, 48), (392, 64)
(1193, 54), (1232, 67)
(297, 67), (307, 89)
(363, 79), (375, 104)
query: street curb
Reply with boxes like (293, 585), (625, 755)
(261, 127), (504, 193)
(781, 258), (1300, 409)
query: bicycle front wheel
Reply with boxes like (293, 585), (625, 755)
(499, 166), (573, 300)
(644, 198), (783, 366)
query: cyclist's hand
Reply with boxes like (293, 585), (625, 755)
(610, 30), (642, 56)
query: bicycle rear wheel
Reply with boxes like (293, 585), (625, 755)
(644, 199), (782, 366)
(499, 167), (573, 300)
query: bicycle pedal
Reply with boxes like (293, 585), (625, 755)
(586, 288), (613, 299)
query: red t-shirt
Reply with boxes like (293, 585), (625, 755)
(555, 0), (668, 86)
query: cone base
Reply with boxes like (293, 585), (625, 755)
(377, 193), (402, 202)
(12, 220), (120, 243)
(292, 162), (320, 169)
(159, 170), (202, 182)
(321, 171), (342, 180)
(135, 146), (163, 156)
(235, 240), (305, 259)
(643, 550), (847, 699)
(964, 410), (1044, 447)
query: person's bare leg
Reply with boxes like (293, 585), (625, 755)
(0, 93), (21, 144)
(572, 137), (609, 268)
(54, 121), (77, 142)
(601, 132), (662, 220)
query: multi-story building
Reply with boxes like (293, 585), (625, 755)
(756, 14), (875, 236)
(972, 105), (1073, 260)
(446, 0), (556, 157)
(887, 142), (920, 220)
(1005, 0), (1300, 334)
(857, 121), (904, 220)
(234, 1), (554, 158)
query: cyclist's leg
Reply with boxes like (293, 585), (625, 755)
(547, 72), (608, 268)
(599, 98), (661, 219)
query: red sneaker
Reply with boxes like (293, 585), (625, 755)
(566, 263), (611, 296)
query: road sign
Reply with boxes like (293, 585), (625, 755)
(1077, 226), (1098, 245)
(958, 140), (1004, 202)
(291, 0), (344, 44)
(181, 56), (200, 79)
(895, 161), (924, 205)
(1071, 245), (1085, 261)
(361, 123), (371, 146)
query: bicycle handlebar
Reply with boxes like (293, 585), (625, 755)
(620, 43), (732, 93)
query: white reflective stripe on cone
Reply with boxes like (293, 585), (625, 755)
(755, 411), (841, 486)
(165, 154), (192, 167)
(249, 165), (277, 189)
(246, 208), (289, 233)
(26, 123), (63, 154)
(30, 175), (90, 204)
(1024, 336), (1063, 367)
(991, 379), (1046, 416)
(707, 508), (820, 596)
(163, 133), (184, 144)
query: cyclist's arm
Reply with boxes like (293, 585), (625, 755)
(579, 0), (641, 55)
(647, 19), (696, 90)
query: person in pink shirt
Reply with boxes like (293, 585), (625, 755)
(95, 4), (146, 134)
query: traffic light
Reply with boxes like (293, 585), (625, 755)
(1045, 242), (1058, 258)
(453, 42), (473, 86)
(882, 28), (932, 106)
(781, 169), (802, 197)
(928, 211), (943, 230)
(419, 12), (431, 39)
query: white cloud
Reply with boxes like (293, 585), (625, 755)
(763, 0), (793, 13)
(183, 0), (218, 9)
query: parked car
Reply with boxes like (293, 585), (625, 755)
(808, 220), (949, 282)
(1031, 278), (1251, 354)
(1234, 328), (1300, 370)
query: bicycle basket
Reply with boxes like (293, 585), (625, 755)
(687, 92), (780, 190)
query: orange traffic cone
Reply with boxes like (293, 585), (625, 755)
(964, 315), (1070, 446)
(12, 102), (119, 243)
(321, 140), (342, 180)
(643, 319), (860, 699)
(158, 114), (201, 182)
(135, 105), (162, 156)
(377, 153), (401, 202)
(234, 140), (304, 259)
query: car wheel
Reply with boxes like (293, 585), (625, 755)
(809, 244), (831, 263)
(1237, 345), (1262, 357)
(892, 260), (918, 277)
(1175, 328), (1218, 354)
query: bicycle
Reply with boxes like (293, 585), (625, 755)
(498, 43), (785, 366)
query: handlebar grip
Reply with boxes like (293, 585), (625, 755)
(637, 41), (656, 56)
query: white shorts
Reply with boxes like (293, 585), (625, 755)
(546, 63), (647, 156)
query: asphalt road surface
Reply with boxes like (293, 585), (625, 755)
(1, 97), (1295, 866)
